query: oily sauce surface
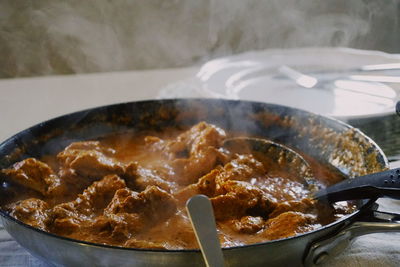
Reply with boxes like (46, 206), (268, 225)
(1, 122), (354, 249)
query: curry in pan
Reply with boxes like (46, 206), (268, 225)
(0, 122), (354, 249)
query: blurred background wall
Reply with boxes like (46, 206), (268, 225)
(1, 0), (399, 78)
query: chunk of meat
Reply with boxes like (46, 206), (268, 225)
(176, 155), (275, 221)
(269, 198), (316, 218)
(92, 212), (145, 242)
(57, 141), (125, 179)
(175, 154), (266, 204)
(174, 168), (221, 205)
(129, 211), (198, 249)
(212, 180), (275, 220)
(165, 122), (226, 157)
(214, 154), (266, 184)
(1, 158), (63, 196)
(146, 122), (228, 185)
(57, 141), (164, 193)
(99, 186), (177, 239)
(6, 198), (49, 230)
(124, 162), (173, 193)
(227, 216), (265, 234)
(106, 186), (177, 223)
(261, 211), (318, 240)
(50, 174), (126, 234)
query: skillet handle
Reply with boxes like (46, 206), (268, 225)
(304, 205), (400, 266)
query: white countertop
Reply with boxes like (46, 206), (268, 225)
(0, 67), (197, 143)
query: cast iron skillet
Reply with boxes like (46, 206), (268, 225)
(0, 99), (399, 267)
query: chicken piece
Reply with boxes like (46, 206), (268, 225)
(175, 154), (266, 204)
(174, 168), (221, 205)
(1, 158), (63, 196)
(57, 141), (125, 179)
(6, 198), (49, 230)
(105, 186), (177, 223)
(227, 216), (265, 234)
(211, 180), (275, 220)
(136, 167), (173, 192)
(126, 211), (199, 250)
(269, 198), (316, 218)
(165, 122), (226, 157)
(50, 174), (126, 234)
(261, 211), (318, 240)
(92, 212), (145, 242)
(57, 141), (161, 193)
(214, 154), (266, 184)
(100, 186), (177, 239)
(146, 122), (228, 185)
(124, 162), (173, 192)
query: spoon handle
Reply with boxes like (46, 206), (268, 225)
(186, 195), (225, 267)
(314, 168), (400, 202)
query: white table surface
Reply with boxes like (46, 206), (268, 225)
(0, 67), (399, 267)
(0, 67), (198, 143)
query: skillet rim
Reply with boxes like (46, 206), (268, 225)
(0, 98), (389, 253)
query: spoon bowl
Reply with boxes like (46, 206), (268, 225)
(223, 137), (315, 187)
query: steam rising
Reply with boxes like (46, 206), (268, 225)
(0, 0), (398, 78)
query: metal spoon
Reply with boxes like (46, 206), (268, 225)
(223, 137), (315, 187)
(186, 195), (225, 267)
(314, 167), (400, 202)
